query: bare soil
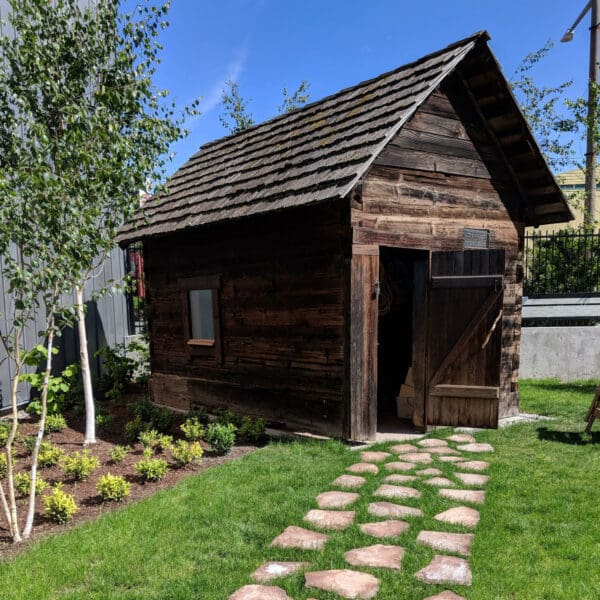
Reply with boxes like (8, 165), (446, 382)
(0, 395), (257, 559)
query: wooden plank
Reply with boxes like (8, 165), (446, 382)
(430, 384), (499, 399)
(411, 257), (429, 429)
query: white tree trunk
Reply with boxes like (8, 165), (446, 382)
(22, 321), (55, 539)
(76, 285), (96, 445)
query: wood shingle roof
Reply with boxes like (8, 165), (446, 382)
(119, 31), (571, 242)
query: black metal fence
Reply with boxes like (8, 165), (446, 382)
(524, 230), (600, 297)
(124, 243), (147, 335)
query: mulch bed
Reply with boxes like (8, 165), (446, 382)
(0, 395), (258, 559)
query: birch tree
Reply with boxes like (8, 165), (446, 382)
(0, 0), (195, 542)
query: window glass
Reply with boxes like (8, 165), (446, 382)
(188, 289), (214, 340)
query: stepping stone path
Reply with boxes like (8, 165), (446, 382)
(229, 585), (292, 599)
(373, 484), (421, 500)
(270, 526), (328, 550)
(304, 509), (355, 530)
(333, 474), (366, 489)
(360, 520), (410, 538)
(415, 555), (472, 586)
(345, 544), (405, 570)
(251, 562), (309, 583)
(439, 488), (486, 504)
(305, 569), (380, 599)
(416, 531), (474, 556)
(347, 462), (379, 474)
(360, 451), (391, 463)
(231, 431), (496, 598)
(316, 491), (359, 508)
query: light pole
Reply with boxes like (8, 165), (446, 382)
(561, 0), (599, 227)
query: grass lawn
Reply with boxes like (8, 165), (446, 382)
(1, 379), (599, 599)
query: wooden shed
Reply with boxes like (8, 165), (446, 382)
(119, 32), (572, 441)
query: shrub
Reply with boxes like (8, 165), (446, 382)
(0, 420), (13, 446)
(95, 343), (136, 401)
(180, 417), (205, 441)
(239, 416), (267, 443)
(156, 434), (173, 452)
(187, 405), (210, 425)
(22, 435), (36, 454)
(170, 440), (203, 466)
(110, 444), (130, 464)
(130, 398), (174, 433)
(206, 423), (236, 455)
(38, 442), (64, 468)
(44, 413), (67, 433)
(138, 429), (160, 450)
(43, 484), (78, 524)
(96, 473), (131, 502)
(215, 409), (242, 428)
(0, 452), (6, 478)
(95, 413), (114, 428)
(124, 416), (151, 443)
(14, 472), (48, 495)
(134, 456), (168, 482)
(152, 406), (175, 433)
(61, 450), (99, 481)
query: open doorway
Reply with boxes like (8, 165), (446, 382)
(377, 247), (427, 432)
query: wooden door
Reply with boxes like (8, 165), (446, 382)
(425, 249), (505, 428)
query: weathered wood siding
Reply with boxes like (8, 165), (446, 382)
(146, 201), (350, 436)
(353, 74), (525, 419)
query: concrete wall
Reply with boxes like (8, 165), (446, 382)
(520, 326), (600, 381)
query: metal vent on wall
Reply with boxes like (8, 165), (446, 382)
(463, 228), (490, 249)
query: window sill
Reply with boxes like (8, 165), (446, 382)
(187, 339), (215, 347)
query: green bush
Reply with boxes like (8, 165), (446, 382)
(95, 343), (137, 401)
(0, 452), (6, 478)
(110, 444), (130, 464)
(14, 472), (48, 495)
(38, 442), (64, 468)
(130, 398), (174, 434)
(124, 416), (151, 443)
(138, 429), (160, 450)
(180, 417), (205, 441)
(152, 406), (175, 433)
(156, 434), (173, 452)
(44, 413), (67, 433)
(96, 473), (131, 502)
(43, 484), (78, 524)
(95, 413), (114, 428)
(239, 416), (267, 443)
(186, 405), (210, 425)
(61, 449), (99, 481)
(22, 435), (36, 454)
(215, 409), (242, 428)
(170, 440), (203, 466)
(0, 420), (14, 446)
(134, 456), (169, 482)
(206, 423), (236, 455)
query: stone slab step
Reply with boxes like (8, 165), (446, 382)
(383, 474), (417, 484)
(229, 584), (292, 599)
(456, 460), (488, 472)
(418, 438), (449, 448)
(416, 468), (443, 476)
(368, 502), (423, 518)
(455, 472), (489, 487)
(360, 451), (391, 463)
(270, 526), (328, 550)
(359, 520), (410, 538)
(345, 544), (405, 570)
(423, 590), (467, 599)
(390, 443), (418, 453)
(304, 509), (355, 530)
(332, 474), (366, 489)
(347, 462), (379, 475)
(457, 442), (494, 453)
(439, 488), (485, 505)
(305, 569), (379, 599)
(446, 433), (476, 443)
(415, 555), (472, 586)
(424, 477), (456, 487)
(384, 461), (417, 472)
(251, 561), (309, 583)
(416, 530), (474, 556)
(316, 491), (360, 509)
(373, 484), (421, 500)
(401, 452), (433, 464)
(434, 506), (480, 528)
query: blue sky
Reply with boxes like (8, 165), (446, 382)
(147, 0), (592, 175)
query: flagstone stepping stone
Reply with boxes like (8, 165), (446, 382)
(317, 491), (360, 509)
(229, 584), (293, 599)
(304, 509), (355, 530)
(252, 561), (310, 583)
(383, 474), (417, 484)
(416, 468), (443, 476)
(424, 477), (456, 487)
(447, 433), (476, 443)
(360, 520), (410, 538)
(418, 438), (448, 448)
(455, 472), (489, 486)
(305, 569), (379, 599)
(368, 502), (423, 518)
(360, 451), (391, 463)
(423, 592), (466, 600)
(434, 506), (480, 528)
(345, 544), (405, 570)
(424, 447), (462, 455)
(373, 484), (421, 500)
(347, 462), (379, 475)
(401, 452), (433, 463)
(456, 460), (488, 472)
(333, 474), (366, 489)
(439, 488), (485, 504)
(416, 530), (474, 556)
(415, 555), (472, 586)
(439, 456), (464, 463)
(390, 443), (418, 453)
(457, 442), (494, 453)
(270, 526), (329, 550)
(384, 461), (416, 472)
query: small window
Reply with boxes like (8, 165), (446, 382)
(463, 228), (490, 249)
(180, 275), (221, 361)
(188, 289), (215, 344)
